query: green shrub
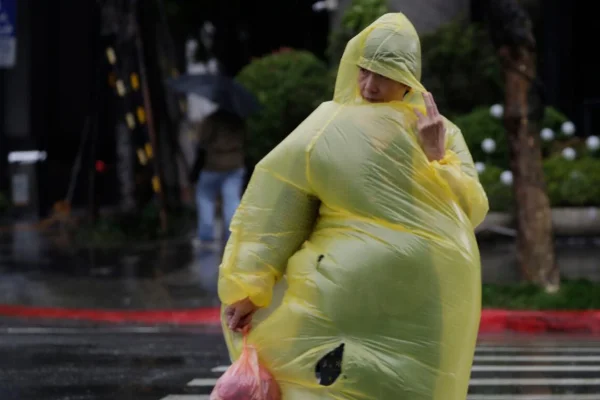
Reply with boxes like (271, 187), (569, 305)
(236, 50), (332, 164)
(475, 154), (600, 211)
(478, 165), (514, 212)
(454, 107), (508, 167)
(543, 156), (600, 207)
(454, 105), (570, 169)
(482, 279), (600, 310)
(421, 18), (503, 118)
(327, 0), (389, 64)
(543, 106), (570, 131)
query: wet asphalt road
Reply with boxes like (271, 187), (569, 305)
(1, 321), (600, 400)
(0, 322), (228, 400)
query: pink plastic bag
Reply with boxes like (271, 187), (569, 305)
(210, 329), (281, 400)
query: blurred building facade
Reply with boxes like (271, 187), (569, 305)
(0, 0), (112, 219)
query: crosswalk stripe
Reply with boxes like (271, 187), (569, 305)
(161, 396), (210, 400)
(189, 374), (600, 387)
(161, 394), (599, 400)
(475, 346), (600, 353)
(209, 363), (600, 373)
(474, 355), (600, 362)
(161, 344), (600, 400)
(188, 365), (600, 386)
(187, 378), (219, 386)
(472, 365), (600, 372)
(470, 377), (600, 386)
(210, 365), (229, 373)
(467, 396), (600, 400)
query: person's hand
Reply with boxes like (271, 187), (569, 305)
(225, 297), (259, 332)
(415, 92), (446, 162)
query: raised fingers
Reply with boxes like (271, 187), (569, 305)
(424, 92), (439, 117)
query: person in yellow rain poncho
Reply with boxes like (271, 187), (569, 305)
(217, 12), (489, 400)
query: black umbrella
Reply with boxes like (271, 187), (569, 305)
(166, 74), (261, 119)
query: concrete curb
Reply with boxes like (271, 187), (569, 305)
(0, 305), (221, 325)
(1, 306), (599, 333)
(479, 309), (600, 334)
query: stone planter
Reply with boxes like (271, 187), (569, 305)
(552, 207), (600, 236)
(476, 208), (600, 236)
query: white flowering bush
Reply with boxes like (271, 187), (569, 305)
(466, 105), (600, 210)
(455, 105), (569, 170)
(543, 156), (600, 207)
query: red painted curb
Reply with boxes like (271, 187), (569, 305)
(0, 305), (222, 325)
(479, 309), (600, 334)
(0, 305), (599, 333)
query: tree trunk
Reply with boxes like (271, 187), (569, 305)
(488, 0), (559, 292)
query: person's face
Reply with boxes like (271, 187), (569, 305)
(358, 67), (409, 103)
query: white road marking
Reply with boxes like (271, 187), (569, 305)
(161, 396), (210, 400)
(467, 395), (600, 400)
(164, 346), (600, 400)
(470, 377), (600, 386)
(476, 346), (600, 353)
(187, 378), (219, 386)
(474, 355), (600, 362)
(472, 365), (600, 372)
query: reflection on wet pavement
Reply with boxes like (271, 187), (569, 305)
(2, 227), (600, 310)
(0, 229), (223, 309)
(0, 324), (228, 400)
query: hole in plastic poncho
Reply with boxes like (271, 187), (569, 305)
(218, 12), (490, 400)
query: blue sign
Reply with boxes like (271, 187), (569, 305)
(0, 0), (16, 68)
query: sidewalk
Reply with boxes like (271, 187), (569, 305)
(0, 228), (222, 312)
(0, 228), (600, 333)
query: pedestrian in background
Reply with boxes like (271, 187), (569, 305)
(189, 110), (246, 249)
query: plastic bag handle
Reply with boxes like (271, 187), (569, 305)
(241, 325), (264, 393)
(242, 325), (250, 347)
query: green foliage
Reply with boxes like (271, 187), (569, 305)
(543, 156), (600, 207)
(455, 105), (569, 169)
(544, 106), (569, 130)
(327, 0), (389, 64)
(482, 279), (600, 310)
(475, 155), (600, 211)
(454, 103), (600, 208)
(478, 165), (514, 212)
(420, 18), (503, 118)
(454, 107), (508, 167)
(236, 50), (331, 164)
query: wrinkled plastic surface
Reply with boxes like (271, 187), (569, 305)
(219, 13), (489, 400)
(211, 329), (281, 400)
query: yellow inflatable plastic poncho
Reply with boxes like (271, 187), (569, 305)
(218, 13), (489, 400)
